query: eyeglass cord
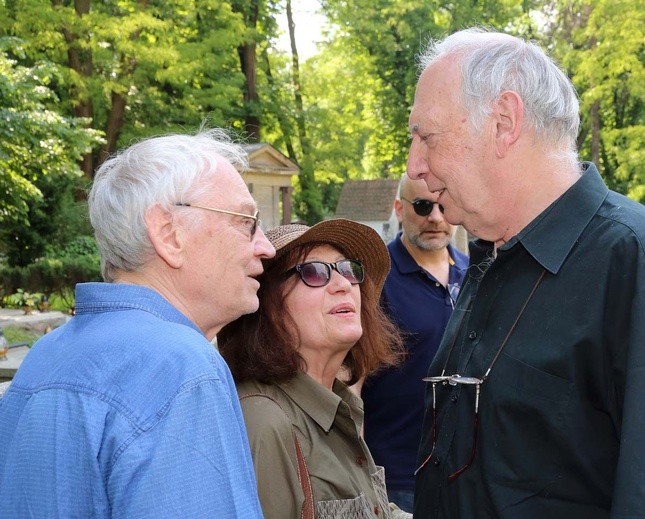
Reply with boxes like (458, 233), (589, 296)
(439, 268), (546, 380)
(415, 268), (547, 477)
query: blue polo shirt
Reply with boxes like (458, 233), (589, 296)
(362, 234), (468, 491)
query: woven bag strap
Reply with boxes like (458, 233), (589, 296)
(293, 430), (315, 519)
(241, 393), (315, 518)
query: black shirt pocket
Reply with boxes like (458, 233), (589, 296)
(483, 352), (573, 505)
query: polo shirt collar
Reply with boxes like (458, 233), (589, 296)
(500, 162), (608, 274)
(390, 233), (423, 274)
(279, 371), (362, 433)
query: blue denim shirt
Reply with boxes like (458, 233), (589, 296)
(0, 283), (263, 518)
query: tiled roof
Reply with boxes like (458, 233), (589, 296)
(334, 179), (399, 221)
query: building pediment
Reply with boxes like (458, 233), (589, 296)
(242, 143), (299, 176)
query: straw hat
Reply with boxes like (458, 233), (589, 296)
(264, 219), (391, 295)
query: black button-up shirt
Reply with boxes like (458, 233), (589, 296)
(414, 163), (645, 518)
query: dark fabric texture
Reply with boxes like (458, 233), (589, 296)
(414, 163), (645, 519)
(363, 237), (467, 492)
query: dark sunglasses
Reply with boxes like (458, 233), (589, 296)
(286, 259), (365, 288)
(401, 197), (444, 216)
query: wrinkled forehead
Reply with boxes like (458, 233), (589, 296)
(414, 57), (463, 105)
(200, 158), (256, 209)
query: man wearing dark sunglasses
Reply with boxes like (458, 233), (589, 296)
(361, 173), (468, 512)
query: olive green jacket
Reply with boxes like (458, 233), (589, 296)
(237, 372), (411, 519)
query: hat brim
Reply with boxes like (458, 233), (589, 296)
(264, 219), (390, 295)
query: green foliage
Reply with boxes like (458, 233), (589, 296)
(47, 235), (99, 259)
(0, 37), (103, 266)
(0, 39), (102, 230)
(290, 0), (538, 216)
(3, 0), (253, 164)
(547, 0), (644, 202)
(0, 237), (101, 310)
(3, 288), (44, 310)
(0, 0), (641, 237)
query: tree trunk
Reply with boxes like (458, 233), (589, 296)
(95, 0), (149, 168)
(100, 91), (127, 164)
(238, 42), (261, 141)
(53, 0), (95, 178)
(590, 100), (601, 166)
(287, 0), (309, 157)
(261, 49), (296, 160)
(286, 0), (323, 224)
(234, 0), (261, 141)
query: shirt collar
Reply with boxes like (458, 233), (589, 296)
(497, 162), (608, 274)
(279, 371), (363, 433)
(75, 282), (203, 334)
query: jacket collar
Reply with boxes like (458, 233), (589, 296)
(279, 371), (363, 433)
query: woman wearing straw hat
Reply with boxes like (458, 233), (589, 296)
(218, 219), (410, 519)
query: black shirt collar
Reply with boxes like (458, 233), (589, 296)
(471, 163), (608, 274)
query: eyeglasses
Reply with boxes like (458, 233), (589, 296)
(415, 270), (546, 482)
(416, 374), (481, 482)
(400, 197), (444, 216)
(175, 203), (259, 240)
(286, 259), (364, 288)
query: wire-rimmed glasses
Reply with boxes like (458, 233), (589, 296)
(415, 374), (482, 482)
(175, 202), (259, 240)
(415, 269), (546, 482)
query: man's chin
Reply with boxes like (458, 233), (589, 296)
(419, 238), (451, 251)
(242, 296), (260, 315)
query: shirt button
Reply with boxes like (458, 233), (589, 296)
(435, 282), (441, 287)
(451, 393), (459, 402)
(433, 457), (441, 466)
(468, 331), (478, 340)
(356, 457), (364, 466)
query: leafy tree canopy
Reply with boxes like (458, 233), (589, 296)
(0, 37), (101, 227)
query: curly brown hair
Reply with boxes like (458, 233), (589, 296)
(218, 242), (404, 385)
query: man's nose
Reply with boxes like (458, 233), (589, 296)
(407, 138), (428, 181)
(254, 227), (276, 258)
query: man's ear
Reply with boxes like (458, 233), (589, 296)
(493, 91), (524, 158)
(394, 199), (404, 223)
(145, 204), (184, 269)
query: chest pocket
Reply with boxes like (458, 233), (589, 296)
(315, 467), (392, 519)
(484, 352), (573, 504)
(316, 494), (374, 519)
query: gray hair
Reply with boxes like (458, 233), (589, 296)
(418, 28), (580, 161)
(88, 128), (248, 282)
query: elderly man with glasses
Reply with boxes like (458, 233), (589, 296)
(0, 129), (275, 518)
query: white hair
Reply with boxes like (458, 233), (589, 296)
(418, 28), (580, 163)
(88, 128), (248, 282)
